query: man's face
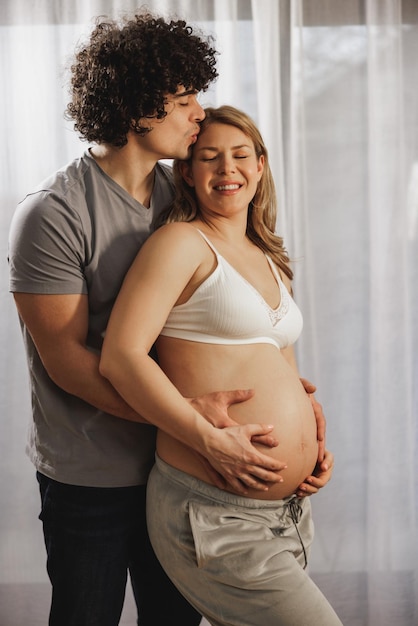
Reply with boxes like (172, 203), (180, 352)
(139, 87), (206, 160)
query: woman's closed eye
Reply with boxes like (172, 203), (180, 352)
(200, 153), (250, 162)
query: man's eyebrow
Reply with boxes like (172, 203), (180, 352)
(173, 89), (198, 98)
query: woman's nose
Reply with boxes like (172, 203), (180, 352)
(217, 155), (235, 174)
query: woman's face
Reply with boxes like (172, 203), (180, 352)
(181, 121), (264, 220)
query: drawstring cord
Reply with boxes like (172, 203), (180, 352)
(285, 498), (308, 570)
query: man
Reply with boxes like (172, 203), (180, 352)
(8, 10), (332, 626)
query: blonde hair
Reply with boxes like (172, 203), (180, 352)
(159, 105), (292, 280)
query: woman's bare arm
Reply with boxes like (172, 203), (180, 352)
(100, 224), (287, 494)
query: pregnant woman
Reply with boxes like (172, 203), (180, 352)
(100, 105), (342, 625)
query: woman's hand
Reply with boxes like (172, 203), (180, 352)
(187, 390), (285, 494)
(295, 449), (334, 497)
(202, 423), (287, 495)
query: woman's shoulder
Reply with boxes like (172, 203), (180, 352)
(141, 222), (208, 263)
(151, 221), (205, 246)
(156, 220), (198, 234)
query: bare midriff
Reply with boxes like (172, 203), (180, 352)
(155, 337), (318, 500)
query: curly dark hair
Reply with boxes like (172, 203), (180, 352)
(65, 11), (218, 147)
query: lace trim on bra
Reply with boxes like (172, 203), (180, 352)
(228, 253), (290, 326)
(242, 263), (290, 326)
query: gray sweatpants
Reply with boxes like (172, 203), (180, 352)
(146, 456), (343, 626)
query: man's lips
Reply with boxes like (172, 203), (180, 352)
(190, 127), (200, 143)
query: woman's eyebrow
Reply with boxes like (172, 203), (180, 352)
(196, 144), (251, 151)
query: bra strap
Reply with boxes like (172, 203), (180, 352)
(195, 228), (220, 257)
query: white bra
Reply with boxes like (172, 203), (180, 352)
(160, 229), (303, 349)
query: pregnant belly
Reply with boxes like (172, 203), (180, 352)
(228, 371), (318, 499)
(156, 340), (318, 500)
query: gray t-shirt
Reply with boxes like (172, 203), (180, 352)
(8, 150), (175, 487)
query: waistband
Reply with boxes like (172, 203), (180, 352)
(154, 454), (301, 511)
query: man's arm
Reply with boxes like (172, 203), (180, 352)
(14, 292), (284, 494)
(13, 292), (145, 422)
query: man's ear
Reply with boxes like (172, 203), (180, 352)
(179, 161), (194, 187)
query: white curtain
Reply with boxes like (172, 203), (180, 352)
(1, 1), (417, 624)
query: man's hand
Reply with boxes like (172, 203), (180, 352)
(187, 389), (253, 428)
(295, 449), (334, 497)
(300, 378), (326, 463)
(187, 389), (279, 448)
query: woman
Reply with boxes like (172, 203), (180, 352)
(100, 106), (342, 625)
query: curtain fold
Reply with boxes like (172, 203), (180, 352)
(251, 0), (287, 236)
(1, 1), (417, 624)
(365, 1), (417, 622)
(288, 1), (418, 623)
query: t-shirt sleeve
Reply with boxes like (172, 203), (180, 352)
(8, 190), (88, 295)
